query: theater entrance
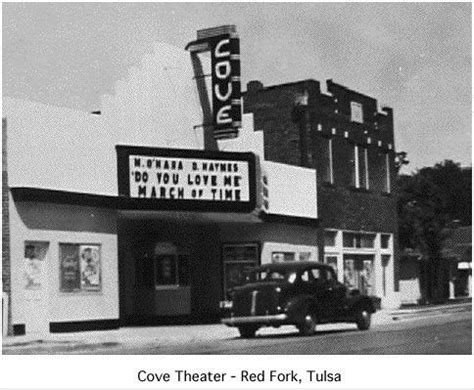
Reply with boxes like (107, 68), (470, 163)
(118, 217), (222, 325)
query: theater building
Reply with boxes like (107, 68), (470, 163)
(2, 26), (398, 336)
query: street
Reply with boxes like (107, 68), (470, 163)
(3, 305), (471, 355)
(132, 310), (472, 355)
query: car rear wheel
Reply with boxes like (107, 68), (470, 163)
(355, 308), (371, 330)
(238, 325), (259, 338)
(297, 311), (317, 336)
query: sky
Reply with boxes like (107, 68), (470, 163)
(2, 2), (471, 172)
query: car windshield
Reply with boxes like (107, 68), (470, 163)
(250, 269), (298, 283)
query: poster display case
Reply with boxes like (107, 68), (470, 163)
(222, 243), (259, 296)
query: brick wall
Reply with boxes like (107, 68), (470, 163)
(2, 117), (12, 335)
(244, 79), (400, 290)
(244, 79), (320, 166)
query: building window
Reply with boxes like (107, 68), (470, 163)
(350, 101), (363, 123)
(299, 252), (312, 261)
(343, 233), (375, 248)
(369, 149), (386, 193)
(272, 252), (295, 263)
(354, 145), (369, 189)
(364, 147), (369, 189)
(381, 234), (391, 249)
(320, 137), (334, 184)
(353, 145), (360, 188)
(385, 152), (391, 193)
(60, 243), (101, 292)
(306, 121), (313, 167)
(324, 231), (337, 247)
(334, 138), (355, 188)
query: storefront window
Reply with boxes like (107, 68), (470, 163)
(299, 252), (312, 261)
(272, 252), (295, 263)
(60, 244), (101, 292)
(343, 255), (375, 295)
(360, 234), (375, 248)
(343, 232), (375, 248)
(223, 243), (259, 297)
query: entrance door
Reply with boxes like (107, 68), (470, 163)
(133, 242), (192, 317)
(23, 241), (49, 334)
(343, 255), (375, 295)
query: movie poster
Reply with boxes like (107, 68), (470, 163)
(24, 242), (49, 290)
(60, 244), (81, 292)
(79, 245), (101, 291)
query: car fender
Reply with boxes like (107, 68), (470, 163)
(284, 295), (319, 322)
(347, 295), (377, 314)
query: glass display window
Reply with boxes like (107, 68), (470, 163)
(60, 243), (101, 292)
(222, 243), (259, 297)
(272, 252), (296, 263)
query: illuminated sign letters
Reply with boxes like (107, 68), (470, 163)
(210, 34), (242, 139)
(117, 146), (256, 212)
(129, 155), (249, 202)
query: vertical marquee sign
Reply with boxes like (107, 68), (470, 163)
(209, 33), (241, 139)
(186, 25), (242, 140)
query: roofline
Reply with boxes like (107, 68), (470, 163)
(243, 79), (393, 113)
(242, 79), (319, 94)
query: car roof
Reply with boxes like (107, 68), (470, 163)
(252, 261), (333, 272)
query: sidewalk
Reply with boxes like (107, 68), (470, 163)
(3, 300), (471, 353)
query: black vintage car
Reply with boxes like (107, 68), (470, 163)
(221, 261), (381, 338)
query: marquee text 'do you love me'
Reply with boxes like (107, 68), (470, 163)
(129, 156), (249, 202)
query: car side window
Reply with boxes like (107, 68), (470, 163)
(301, 270), (310, 282)
(310, 268), (322, 281)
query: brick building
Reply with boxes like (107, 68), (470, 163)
(244, 79), (399, 308)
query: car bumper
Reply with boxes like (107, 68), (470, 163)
(221, 314), (288, 326)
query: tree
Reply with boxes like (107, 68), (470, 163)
(395, 151), (409, 173)
(397, 160), (472, 301)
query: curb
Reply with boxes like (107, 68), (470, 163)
(3, 303), (471, 351)
(389, 301), (472, 316)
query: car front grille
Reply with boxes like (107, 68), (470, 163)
(233, 288), (278, 316)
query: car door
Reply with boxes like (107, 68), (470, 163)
(325, 267), (347, 318)
(308, 267), (333, 319)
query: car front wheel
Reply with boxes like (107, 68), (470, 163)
(297, 311), (317, 336)
(355, 308), (371, 330)
(238, 325), (259, 338)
